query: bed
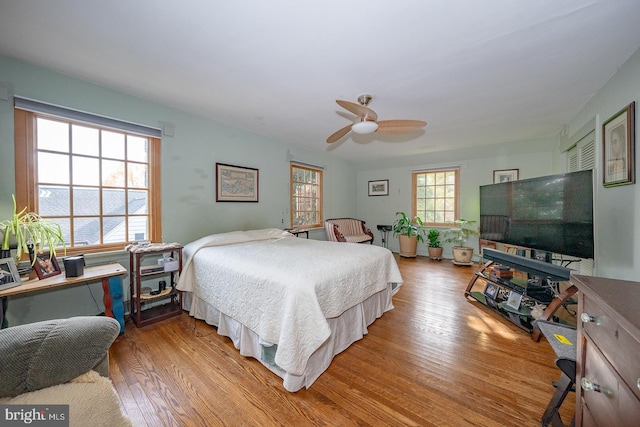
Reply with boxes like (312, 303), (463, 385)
(176, 228), (403, 392)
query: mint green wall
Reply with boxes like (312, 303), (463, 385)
(0, 55), (357, 325)
(354, 138), (555, 258)
(565, 47), (640, 281)
(3, 45), (640, 325)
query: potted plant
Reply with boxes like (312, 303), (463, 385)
(0, 195), (65, 267)
(427, 228), (443, 260)
(392, 211), (425, 258)
(442, 219), (479, 265)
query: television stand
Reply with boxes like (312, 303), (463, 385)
(465, 249), (577, 340)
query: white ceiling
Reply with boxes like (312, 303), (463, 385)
(1, 1), (640, 163)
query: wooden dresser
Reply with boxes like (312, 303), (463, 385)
(572, 274), (640, 426)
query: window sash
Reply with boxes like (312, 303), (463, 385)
(412, 168), (460, 226)
(290, 164), (323, 228)
(14, 108), (161, 255)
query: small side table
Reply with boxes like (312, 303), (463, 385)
(285, 229), (309, 238)
(377, 225), (392, 248)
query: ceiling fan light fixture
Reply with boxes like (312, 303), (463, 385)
(351, 121), (378, 134)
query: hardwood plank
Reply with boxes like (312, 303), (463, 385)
(110, 255), (576, 426)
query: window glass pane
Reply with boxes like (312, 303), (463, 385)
(102, 159), (125, 186)
(127, 135), (148, 162)
(102, 131), (125, 159)
(128, 216), (148, 241)
(38, 152), (69, 184)
(127, 162), (148, 188)
(72, 156), (100, 186)
(103, 216), (126, 243)
(425, 186), (434, 198)
(103, 189), (126, 215)
(73, 217), (100, 246)
(50, 217), (70, 248)
(72, 125), (99, 156)
(128, 190), (148, 214)
(425, 173), (434, 185)
(39, 186), (69, 216)
(73, 187), (100, 216)
(37, 118), (68, 152)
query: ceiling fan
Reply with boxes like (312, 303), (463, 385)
(326, 94), (427, 144)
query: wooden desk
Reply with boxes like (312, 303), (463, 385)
(0, 263), (127, 333)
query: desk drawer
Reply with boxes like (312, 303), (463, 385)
(582, 296), (640, 401)
(582, 336), (640, 426)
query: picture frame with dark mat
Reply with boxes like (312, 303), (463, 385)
(484, 282), (499, 300)
(603, 101), (635, 187)
(31, 251), (61, 280)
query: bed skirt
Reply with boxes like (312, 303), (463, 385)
(181, 283), (397, 392)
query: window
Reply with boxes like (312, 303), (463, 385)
(14, 107), (161, 254)
(413, 169), (459, 226)
(290, 163), (323, 228)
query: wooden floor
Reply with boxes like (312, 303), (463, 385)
(110, 255), (576, 426)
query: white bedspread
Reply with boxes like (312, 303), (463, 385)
(177, 228), (402, 375)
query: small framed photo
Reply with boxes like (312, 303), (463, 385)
(32, 252), (61, 280)
(493, 169), (519, 183)
(484, 283), (499, 300)
(603, 102), (635, 187)
(506, 291), (523, 310)
(216, 163), (259, 202)
(368, 179), (389, 196)
(0, 257), (22, 291)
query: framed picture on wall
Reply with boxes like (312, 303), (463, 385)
(216, 163), (259, 202)
(368, 179), (389, 196)
(493, 169), (519, 183)
(603, 101), (635, 187)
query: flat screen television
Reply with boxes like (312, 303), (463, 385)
(479, 170), (594, 259)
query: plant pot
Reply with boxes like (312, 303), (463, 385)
(398, 235), (418, 258)
(451, 246), (474, 265)
(428, 247), (443, 260)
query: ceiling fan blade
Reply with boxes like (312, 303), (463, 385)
(326, 124), (353, 143)
(376, 120), (427, 134)
(336, 100), (378, 121)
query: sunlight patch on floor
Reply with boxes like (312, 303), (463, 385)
(466, 313), (520, 341)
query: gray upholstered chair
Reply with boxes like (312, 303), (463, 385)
(0, 316), (131, 426)
(0, 316), (120, 397)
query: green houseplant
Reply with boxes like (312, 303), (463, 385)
(426, 228), (443, 260)
(0, 195), (65, 264)
(392, 211), (425, 258)
(442, 219), (479, 265)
